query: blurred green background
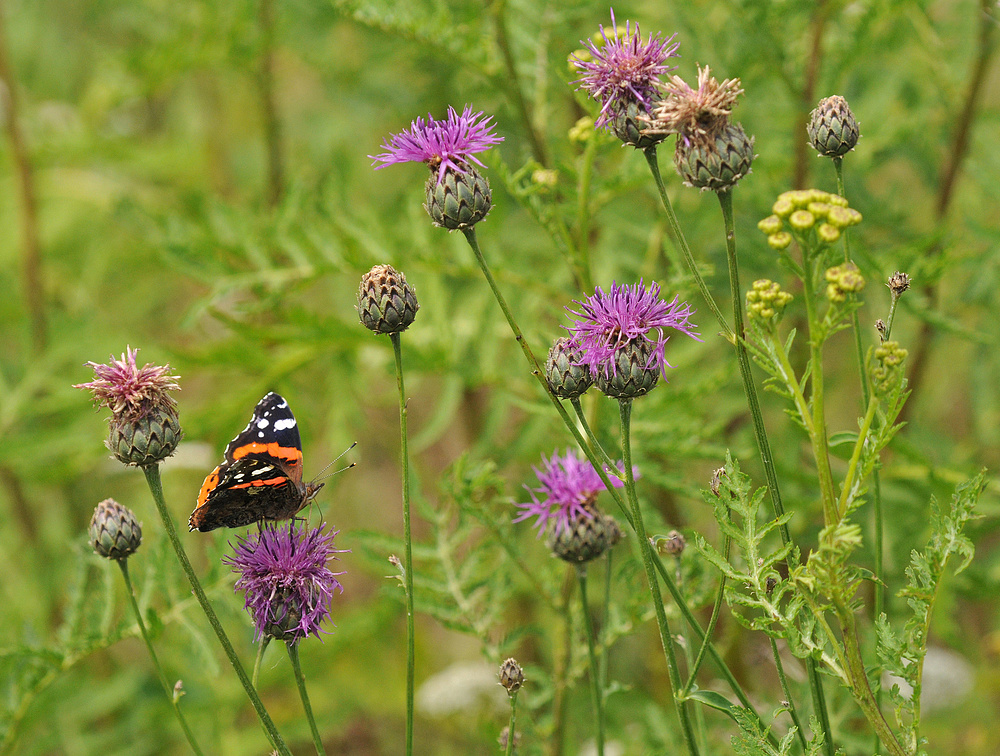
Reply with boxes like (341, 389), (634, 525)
(1, 0), (998, 753)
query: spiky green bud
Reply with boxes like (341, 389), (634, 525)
(108, 406), (182, 466)
(595, 338), (660, 399)
(609, 98), (666, 149)
(357, 264), (419, 334)
(808, 95), (860, 158)
(547, 503), (622, 564)
(89, 498), (142, 560)
(674, 122), (755, 192)
(425, 167), (492, 230)
(545, 337), (593, 399)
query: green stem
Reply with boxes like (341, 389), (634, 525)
(574, 135), (597, 292)
(718, 189), (833, 753)
(837, 396), (880, 520)
(600, 551), (613, 696)
(799, 249), (839, 525)
(681, 531), (729, 694)
(619, 399), (700, 756)
(141, 465), (291, 756)
(570, 397), (619, 474)
(252, 637), (270, 689)
(460, 225), (770, 741)
(838, 609), (907, 756)
(505, 691), (519, 756)
(287, 642), (327, 756)
(390, 332), (415, 756)
(117, 560), (205, 756)
(643, 147), (731, 338)
(769, 636), (809, 755)
(576, 566), (605, 756)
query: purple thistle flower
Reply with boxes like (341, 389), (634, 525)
(571, 10), (680, 128)
(223, 523), (346, 643)
(370, 105), (504, 184)
(514, 449), (628, 537)
(74, 346), (180, 421)
(566, 281), (702, 380)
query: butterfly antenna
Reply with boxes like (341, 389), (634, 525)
(311, 441), (358, 483)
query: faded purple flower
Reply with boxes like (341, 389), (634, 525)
(370, 105), (504, 184)
(74, 346), (180, 421)
(223, 523), (346, 643)
(648, 65), (744, 148)
(571, 10), (680, 128)
(514, 449), (628, 537)
(566, 281), (701, 380)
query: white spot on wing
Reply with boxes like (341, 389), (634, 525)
(251, 466), (274, 476)
(257, 418), (270, 428)
(257, 431), (264, 438)
(274, 418), (296, 431)
(276, 399), (288, 408)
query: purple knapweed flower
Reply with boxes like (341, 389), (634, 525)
(571, 9), (680, 128)
(74, 346), (180, 420)
(566, 281), (701, 380)
(370, 105), (504, 184)
(223, 523), (346, 643)
(514, 449), (628, 537)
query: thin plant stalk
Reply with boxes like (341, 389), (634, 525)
(769, 636), (809, 755)
(717, 189), (833, 752)
(117, 559), (205, 756)
(505, 690), (519, 756)
(619, 398), (700, 756)
(681, 532), (730, 692)
(460, 225), (771, 739)
(570, 397), (618, 474)
(141, 465), (291, 756)
(287, 642), (327, 756)
(390, 332), (415, 756)
(576, 565), (605, 756)
(600, 551), (613, 695)
(643, 147), (731, 337)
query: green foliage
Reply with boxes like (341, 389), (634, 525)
(876, 470), (986, 754)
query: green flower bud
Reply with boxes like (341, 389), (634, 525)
(425, 167), (492, 230)
(807, 95), (860, 158)
(595, 338), (660, 399)
(90, 498), (142, 560)
(357, 264), (419, 335)
(674, 122), (755, 192)
(545, 337), (593, 399)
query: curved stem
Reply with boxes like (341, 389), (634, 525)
(117, 560), (205, 756)
(141, 465), (291, 756)
(643, 148), (731, 338)
(619, 399), (699, 756)
(576, 566), (605, 756)
(681, 531), (729, 694)
(390, 332), (415, 756)
(287, 642), (327, 756)
(570, 397), (619, 474)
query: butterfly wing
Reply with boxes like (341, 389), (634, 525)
(189, 392), (308, 532)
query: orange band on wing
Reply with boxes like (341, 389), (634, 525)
(225, 477), (289, 491)
(232, 441), (303, 464)
(196, 466), (222, 507)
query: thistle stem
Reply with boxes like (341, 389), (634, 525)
(576, 565), (605, 756)
(769, 636), (809, 755)
(505, 691), (519, 756)
(141, 465), (291, 756)
(287, 642), (327, 756)
(460, 225), (767, 743)
(570, 397), (619, 474)
(390, 331), (416, 756)
(117, 559), (205, 756)
(619, 399), (699, 756)
(717, 189), (833, 753)
(643, 147), (731, 338)
(681, 531), (729, 694)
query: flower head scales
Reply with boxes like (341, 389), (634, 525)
(566, 281), (701, 380)
(514, 449), (628, 537)
(572, 10), (680, 128)
(74, 346), (180, 421)
(223, 523), (346, 643)
(370, 105), (503, 184)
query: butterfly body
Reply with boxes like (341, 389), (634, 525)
(189, 392), (323, 532)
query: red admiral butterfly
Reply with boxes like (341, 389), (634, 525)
(189, 392), (324, 532)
